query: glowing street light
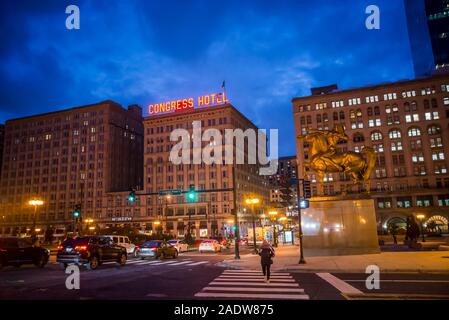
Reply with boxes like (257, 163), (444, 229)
(245, 197), (260, 254)
(28, 199), (44, 243)
(416, 214), (426, 242)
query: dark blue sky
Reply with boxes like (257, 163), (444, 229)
(0, 0), (414, 156)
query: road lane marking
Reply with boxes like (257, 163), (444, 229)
(218, 275), (292, 279)
(224, 270), (290, 275)
(132, 260), (161, 265)
(209, 281), (300, 287)
(185, 261), (208, 266)
(169, 261), (195, 266)
(194, 292), (309, 300)
(203, 286), (305, 293)
(317, 273), (363, 294)
(148, 260), (179, 266)
(343, 279), (449, 283)
(213, 278), (295, 283)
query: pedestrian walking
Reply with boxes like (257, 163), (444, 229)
(258, 240), (275, 283)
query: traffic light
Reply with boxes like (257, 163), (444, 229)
(128, 189), (136, 203)
(186, 184), (197, 202)
(302, 180), (312, 199)
(73, 204), (81, 221)
(232, 225), (237, 231)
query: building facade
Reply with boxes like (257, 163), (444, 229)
(141, 102), (270, 238)
(0, 124), (4, 177)
(404, 0), (449, 76)
(293, 74), (449, 233)
(0, 100), (143, 235)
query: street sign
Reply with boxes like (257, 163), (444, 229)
(159, 189), (182, 196)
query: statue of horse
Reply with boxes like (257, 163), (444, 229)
(297, 129), (376, 194)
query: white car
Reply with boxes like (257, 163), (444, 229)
(199, 239), (221, 253)
(104, 235), (137, 256)
(168, 240), (189, 253)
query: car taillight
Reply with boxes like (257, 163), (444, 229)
(57, 245), (63, 251)
(151, 246), (158, 250)
(75, 245), (87, 251)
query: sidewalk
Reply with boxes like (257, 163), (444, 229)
(219, 245), (449, 274)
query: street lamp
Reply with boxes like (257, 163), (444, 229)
(245, 197), (260, 254)
(416, 214), (426, 243)
(268, 211), (278, 247)
(28, 199), (44, 243)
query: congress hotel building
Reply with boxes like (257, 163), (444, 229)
(141, 102), (270, 238)
(293, 74), (449, 233)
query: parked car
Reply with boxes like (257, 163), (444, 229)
(199, 239), (222, 253)
(56, 236), (127, 270)
(167, 239), (189, 253)
(137, 240), (178, 259)
(0, 237), (50, 269)
(103, 235), (138, 257)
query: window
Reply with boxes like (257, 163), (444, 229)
(424, 111), (439, 120)
(384, 93), (397, 101)
(348, 98), (361, 106)
(401, 90), (416, 98)
(397, 197), (412, 208)
(389, 129), (401, 139)
(353, 133), (364, 143)
(365, 95), (379, 103)
(416, 196), (432, 207)
(427, 124), (441, 135)
(391, 142), (403, 151)
(408, 127), (421, 137)
(430, 137), (443, 148)
(444, 97), (449, 105)
(432, 151), (445, 161)
(377, 198), (392, 209)
(442, 84), (449, 92)
(421, 87), (435, 95)
(331, 100), (344, 108)
(435, 165), (448, 174)
(405, 114), (419, 122)
(412, 153), (424, 163)
(375, 168), (387, 178)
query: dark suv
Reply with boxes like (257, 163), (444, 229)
(0, 237), (50, 269)
(56, 236), (127, 270)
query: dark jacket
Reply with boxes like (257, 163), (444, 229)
(259, 246), (275, 265)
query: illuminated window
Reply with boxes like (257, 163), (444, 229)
(408, 127), (421, 137)
(412, 153), (424, 163)
(425, 112), (439, 120)
(45, 134), (52, 140)
(391, 141), (403, 151)
(365, 95), (379, 103)
(384, 93), (397, 101)
(389, 129), (401, 139)
(430, 137), (443, 148)
(441, 84), (449, 92)
(348, 98), (361, 106)
(444, 97), (449, 105)
(401, 90), (416, 98)
(432, 151), (445, 161)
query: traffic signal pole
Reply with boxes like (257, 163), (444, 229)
(232, 167), (240, 259)
(297, 177), (306, 264)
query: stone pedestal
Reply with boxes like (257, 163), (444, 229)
(301, 196), (380, 256)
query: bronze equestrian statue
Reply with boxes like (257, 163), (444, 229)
(297, 124), (376, 194)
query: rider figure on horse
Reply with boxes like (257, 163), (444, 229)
(307, 124), (348, 172)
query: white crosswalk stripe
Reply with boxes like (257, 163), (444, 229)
(195, 270), (309, 300)
(184, 261), (208, 266)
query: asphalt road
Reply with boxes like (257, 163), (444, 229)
(1, 249), (449, 300)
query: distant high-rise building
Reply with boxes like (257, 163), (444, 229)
(0, 124), (4, 177)
(404, 0), (449, 77)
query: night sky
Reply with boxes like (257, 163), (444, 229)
(0, 0), (414, 156)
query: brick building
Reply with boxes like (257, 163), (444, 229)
(293, 74), (449, 233)
(140, 102), (270, 238)
(0, 100), (143, 234)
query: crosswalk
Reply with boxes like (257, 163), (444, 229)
(194, 269), (309, 300)
(51, 259), (210, 268)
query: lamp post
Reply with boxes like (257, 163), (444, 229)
(416, 214), (426, 243)
(245, 197), (260, 254)
(28, 199), (44, 243)
(268, 211), (278, 247)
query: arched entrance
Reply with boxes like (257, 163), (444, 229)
(425, 215), (448, 234)
(385, 216), (407, 235)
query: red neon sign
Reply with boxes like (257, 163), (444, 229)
(148, 92), (228, 116)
